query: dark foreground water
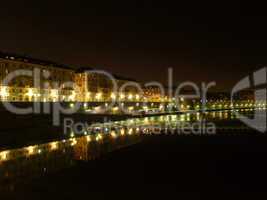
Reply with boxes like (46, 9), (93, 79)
(3, 134), (267, 199)
(1, 109), (267, 199)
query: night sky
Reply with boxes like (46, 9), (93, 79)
(1, 1), (267, 90)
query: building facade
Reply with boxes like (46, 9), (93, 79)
(1, 52), (265, 114)
(0, 52), (166, 103)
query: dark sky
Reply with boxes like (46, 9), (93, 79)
(1, 1), (267, 90)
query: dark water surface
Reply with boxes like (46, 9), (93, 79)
(5, 134), (267, 199)
(1, 109), (267, 199)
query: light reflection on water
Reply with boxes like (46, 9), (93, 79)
(0, 108), (264, 191)
(0, 132), (141, 191)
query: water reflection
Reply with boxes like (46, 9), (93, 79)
(0, 108), (265, 191)
(0, 132), (141, 191)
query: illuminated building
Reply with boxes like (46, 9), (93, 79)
(0, 51), (265, 113)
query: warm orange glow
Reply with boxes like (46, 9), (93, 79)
(50, 142), (58, 150)
(0, 151), (9, 161)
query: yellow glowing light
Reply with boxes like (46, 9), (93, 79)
(120, 128), (125, 136)
(111, 131), (117, 138)
(27, 88), (34, 97)
(96, 134), (103, 141)
(111, 93), (116, 99)
(51, 89), (58, 97)
(128, 94), (133, 100)
(120, 93), (125, 99)
(27, 146), (35, 155)
(144, 117), (149, 123)
(128, 128), (133, 135)
(113, 106), (119, 111)
(136, 94), (140, 100)
(70, 138), (77, 146)
(96, 92), (102, 100)
(0, 86), (8, 97)
(70, 132), (75, 137)
(0, 151), (9, 161)
(86, 135), (91, 142)
(50, 142), (58, 150)
(69, 91), (76, 101)
(180, 117), (185, 122)
(143, 106), (148, 110)
(128, 106), (134, 111)
(94, 106), (101, 111)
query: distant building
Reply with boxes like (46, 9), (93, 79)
(0, 51), (167, 103)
